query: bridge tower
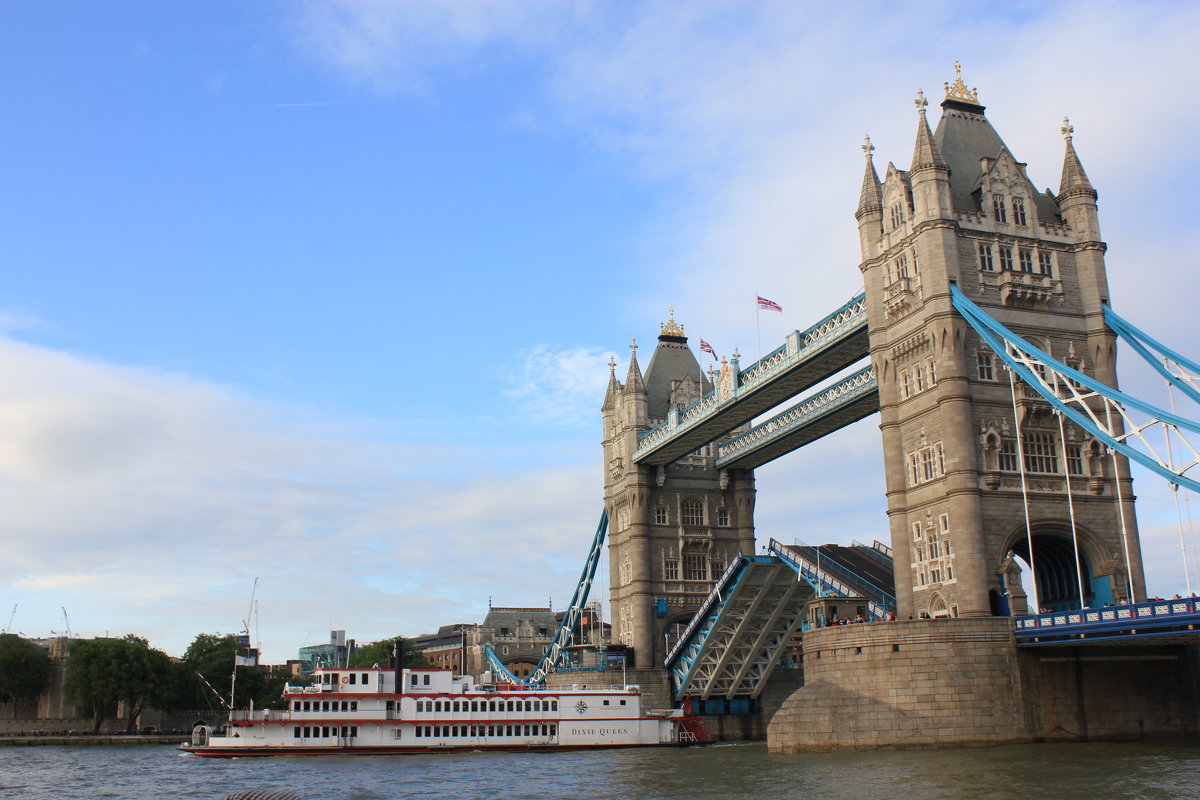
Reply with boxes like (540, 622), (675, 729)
(859, 66), (1146, 620)
(602, 313), (756, 667)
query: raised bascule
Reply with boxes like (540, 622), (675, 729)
(496, 65), (1200, 750)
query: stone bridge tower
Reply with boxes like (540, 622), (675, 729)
(859, 65), (1146, 620)
(602, 313), (756, 668)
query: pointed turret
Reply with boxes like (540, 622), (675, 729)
(1058, 117), (1097, 202)
(910, 90), (948, 175)
(601, 355), (620, 413)
(856, 135), (884, 221)
(625, 338), (644, 392)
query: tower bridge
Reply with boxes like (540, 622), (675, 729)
(500, 65), (1200, 749)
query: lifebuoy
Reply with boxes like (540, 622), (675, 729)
(341, 676), (349, 684)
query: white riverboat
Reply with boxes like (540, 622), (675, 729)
(182, 667), (703, 757)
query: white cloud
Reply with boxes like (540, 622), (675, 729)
(0, 335), (602, 660)
(502, 345), (617, 428)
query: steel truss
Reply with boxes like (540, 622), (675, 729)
(666, 556), (816, 701)
(485, 510), (608, 686)
(951, 285), (1200, 494)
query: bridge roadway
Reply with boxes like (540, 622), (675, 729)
(633, 294), (870, 466)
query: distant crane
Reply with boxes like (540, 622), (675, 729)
(61, 607), (72, 639)
(3, 604), (15, 634)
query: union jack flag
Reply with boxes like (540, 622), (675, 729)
(699, 339), (718, 361)
(757, 295), (782, 312)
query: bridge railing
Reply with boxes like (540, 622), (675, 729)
(767, 539), (889, 620)
(1014, 598), (1200, 641)
(781, 540), (895, 608)
(851, 539), (895, 571)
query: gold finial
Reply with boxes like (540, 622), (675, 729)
(1061, 116), (1074, 142)
(660, 307), (685, 338)
(862, 135), (875, 159)
(914, 89), (928, 115)
(944, 60), (979, 104)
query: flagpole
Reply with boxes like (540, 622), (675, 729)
(755, 293), (762, 360)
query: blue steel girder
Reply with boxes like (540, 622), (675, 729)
(716, 366), (880, 470)
(950, 285), (1200, 494)
(668, 557), (817, 701)
(633, 294), (869, 466)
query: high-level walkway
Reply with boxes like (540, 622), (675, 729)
(633, 294), (869, 466)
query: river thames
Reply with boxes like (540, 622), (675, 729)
(2, 740), (1199, 799)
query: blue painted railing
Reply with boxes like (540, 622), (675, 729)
(1014, 598), (1200, 644)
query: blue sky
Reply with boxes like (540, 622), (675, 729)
(1, 1), (1198, 662)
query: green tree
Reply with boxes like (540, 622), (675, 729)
(0, 635), (53, 719)
(348, 636), (428, 669)
(175, 632), (288, 712)
(63, 635), (173, 732)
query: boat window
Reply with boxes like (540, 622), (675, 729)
(415, 726), (422, 738)
(411, 674), (418, 686)
(293, 701), (300, 711)
(525, 701), (532, 712)
(551, 701), (558, 711)
(352, 726), (357, 737)
(603, 700), (610, 706)
(550, 724), (556, 736)
(322, 726), (330, 738)
(620, 700), (626, 706)
(423, 675), (430, 686)
(489, 701), (496, 712)
(322, 701), (330, 712)
(350, 702), (357, 712)
(293, 727), (301, 738)
(453, 701), (460, 712)
(348, 673), (356, 685)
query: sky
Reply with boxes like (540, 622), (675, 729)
(1, 1), (1198, 663)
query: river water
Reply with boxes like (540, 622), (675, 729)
(2, 740), (1199, 799)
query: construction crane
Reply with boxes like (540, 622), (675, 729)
(61, 607), (72, 639)
(3, 604), (15, 634)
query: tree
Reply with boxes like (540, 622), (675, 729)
(175, 632), (288, 712)
(0, 635), (53, 719)
(63, 635), (173, 732)
(348, 636), (428, 669)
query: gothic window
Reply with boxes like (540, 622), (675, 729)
(1023, 432), (1058, 473)
(907, 442), (946, 486)
(999, 246), (1014, 271)
(992, 194), (1007, 223)
(929, 539), (941, 559)
(710, 559), (724, 578)
(928, 359), (937, 386)
(716, 507), (730, 527)
(910, 247), (919, 277)
(1038, 251), (1054, 277)
(977, 351), (995, 381)
(912, 522), (923, 541)
(901, 371), (912, 398)
(654, 506), (668, 525)
(915, 365), (926, 392)
(890, 203), (906, 229)
(663, 559), (679, 581)
(681, 499), (704, 526)
(616, 505), (630, 531)
(895, 254), (909, 279)
(1018, 248), (1033, 273)
(684, 554), (708, 581)
(619, 561), (633, 585)
(939, 513), (950, 534)
(999, 440), (1019, 471)
(1011, 196), (1027, 226)
(978, 243), (994, 271)
(1066, 444), (1084, 476)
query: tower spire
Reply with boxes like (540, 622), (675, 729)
(1058, 116), (1097, 201)
(856, 135), (883, 220)
(910, 89), (947, 173)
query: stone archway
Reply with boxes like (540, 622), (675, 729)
(1002, 521), (1116, 612)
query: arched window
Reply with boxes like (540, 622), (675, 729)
(681, 498), (704, 526)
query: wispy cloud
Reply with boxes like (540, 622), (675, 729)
(502, 345), (616, 428)
(0, 334), (600, 658)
